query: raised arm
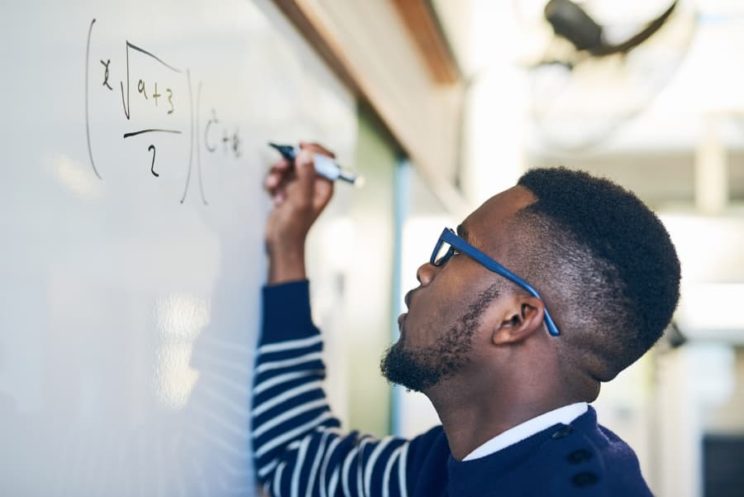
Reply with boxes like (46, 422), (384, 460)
(252, 144), (441, 497)
(263, 142), (334, 285)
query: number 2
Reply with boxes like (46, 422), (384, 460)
(148, 144), (159, 177)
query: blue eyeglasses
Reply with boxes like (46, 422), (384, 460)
(430, 228), (561, 337)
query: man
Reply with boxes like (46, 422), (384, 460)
(252, 143), (680, 496)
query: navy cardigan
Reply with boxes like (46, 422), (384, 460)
(251, 281), (654, 496)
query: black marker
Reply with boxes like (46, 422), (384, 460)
(269, 143), (364, 187)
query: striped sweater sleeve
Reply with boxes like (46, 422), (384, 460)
(252, 281), (428, 497)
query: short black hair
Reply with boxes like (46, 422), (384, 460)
(513, 167), (680, 380)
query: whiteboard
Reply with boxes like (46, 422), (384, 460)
(0, 1), (356, 495)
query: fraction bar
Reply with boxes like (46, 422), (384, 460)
(123, 129), (183, 139)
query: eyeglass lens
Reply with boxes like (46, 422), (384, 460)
(432, 240), (454, 266)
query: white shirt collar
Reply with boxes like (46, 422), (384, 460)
(462, 402), (589, 461)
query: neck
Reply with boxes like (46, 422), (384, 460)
(426, 377), (578, 460)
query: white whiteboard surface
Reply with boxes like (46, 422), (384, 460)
(0, 1), (356, 495)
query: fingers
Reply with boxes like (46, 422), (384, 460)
(265, 158), (293, 203)
(300, 141), (336, 159)
(265, 142), (336, 211)
(295, 150), (319, 201)
(296, 150), (335, 211)
(312, 177), (334, 212)
(265, 143), (335, 194)
(265, 159), (289, 181)
(265, 151), (315, 208)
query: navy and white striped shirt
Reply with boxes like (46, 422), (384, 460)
(252, 281), (442, 497)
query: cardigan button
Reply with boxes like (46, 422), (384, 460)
(551, 426), (574, 439)
(572, 471), (599, 487)
(566, 448), (593, 464)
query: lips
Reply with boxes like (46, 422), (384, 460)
(404, 289), (415, 308)
(397, 312), (407, 332)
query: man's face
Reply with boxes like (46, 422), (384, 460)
(380, 186), (537, 392)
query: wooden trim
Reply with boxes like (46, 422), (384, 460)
(271, 0), (401, 161)
(390, 0), (460, 84)
(271, 0), (470, 216)
(272, 0), (363, 97)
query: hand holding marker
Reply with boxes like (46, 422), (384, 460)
(269, 143), (364, 187)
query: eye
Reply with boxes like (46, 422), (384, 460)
(437, 247), (458, 266)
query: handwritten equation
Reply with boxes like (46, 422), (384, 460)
(85, 18), (242, 204)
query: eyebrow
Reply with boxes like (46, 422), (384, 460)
(456, 224), (469, 241)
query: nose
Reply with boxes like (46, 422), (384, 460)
(416, 261), (437, 286)
(407, 262), (439, 308)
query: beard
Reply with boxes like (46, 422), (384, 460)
(380, 284), (500, 392)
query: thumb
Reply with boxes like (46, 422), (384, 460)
(295, 149), (316, 197)
(313, 178), (334, 212)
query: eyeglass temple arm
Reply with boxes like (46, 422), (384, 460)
(442, 229), (561, 336)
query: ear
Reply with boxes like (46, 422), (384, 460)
(490, 295), (546, 346)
